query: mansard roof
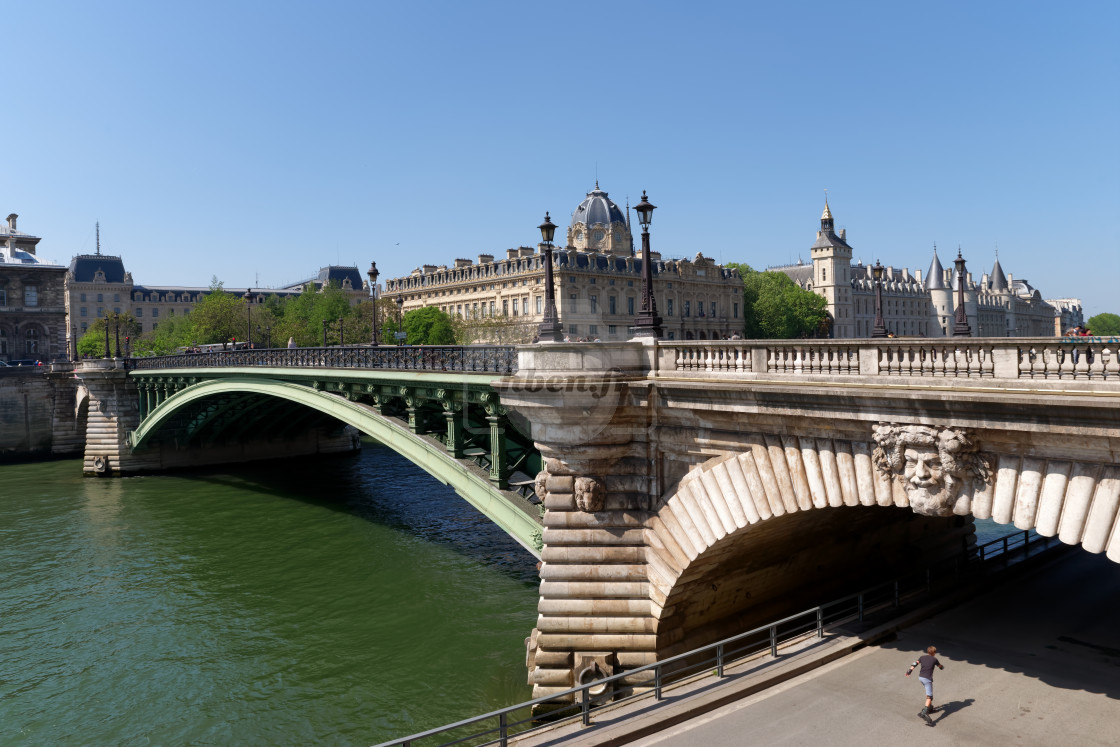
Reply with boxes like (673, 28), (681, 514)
(68, 254), (128, 283)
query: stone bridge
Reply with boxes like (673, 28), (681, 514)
(74, 337), (1120, 700)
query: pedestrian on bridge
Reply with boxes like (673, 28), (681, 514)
(906, 645), (945, 725)
(287, 337), (296, 349)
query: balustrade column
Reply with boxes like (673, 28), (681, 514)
(487, 415), (507, 489)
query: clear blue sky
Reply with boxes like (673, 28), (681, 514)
(4, 1), (1117, 316)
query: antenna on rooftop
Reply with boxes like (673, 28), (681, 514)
(96, 222), (101, 255)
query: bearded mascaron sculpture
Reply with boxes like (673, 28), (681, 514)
(872, 423), (992, 516)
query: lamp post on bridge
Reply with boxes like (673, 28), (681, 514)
(952, 249), (972, 337)
(396, 294), (404, 346)
(103, 312), (110, 358)
(537, 212), (563, 343)
(367, 261), (380, 346)
(632, 190), (662, 338)
(244, 289), (253, 348)
(871, 260), (888, 338)
(322, 319), (329, 347)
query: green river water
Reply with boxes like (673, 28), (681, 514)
(0, 442), (540, 745)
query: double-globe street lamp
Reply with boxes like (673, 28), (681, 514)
(632, 190), (662, 338)
(244, 289), (254, 348)
(537, 212), (563, 343)
(952, 249), (972, 337)
(367, 261), (380, 346)
(871, 260), (888, 338)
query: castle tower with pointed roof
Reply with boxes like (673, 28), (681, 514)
(809, 201), (855, 337)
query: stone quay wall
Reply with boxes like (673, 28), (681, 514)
(0, 365), (84, 461)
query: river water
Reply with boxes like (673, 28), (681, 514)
(0, 442), (540, 745)
(1, 444), (1021, 745)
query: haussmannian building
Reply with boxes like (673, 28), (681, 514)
(0, 213), (68, 362)
(771, 203), (1082, 338)
(65, 246), (369, 349)
(384, 184), (745, 342)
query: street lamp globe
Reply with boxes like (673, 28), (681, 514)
(538, 212), (557, 244)
(634, 190), (656, 229)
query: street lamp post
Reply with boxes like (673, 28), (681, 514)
(113, 314), (121, 358)
(103, 313), (110, 358)
(71, 326), (78, 361)
(322, 319), (329, 347)
(871, 260), (888, 338)
(396, 294), (404, 345)
(632, 190), (662, 338)
(537, 212), (563, 342)
(952, 250), (972, 337)
(367, 261), (380, 346)
(245, 289), (253, 348)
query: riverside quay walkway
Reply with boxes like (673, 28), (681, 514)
(73, 336), (1120, 707)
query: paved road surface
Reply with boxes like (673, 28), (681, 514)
(637, 550), (1120, 746)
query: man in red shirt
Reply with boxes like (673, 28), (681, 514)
(906, 645), (945, 725)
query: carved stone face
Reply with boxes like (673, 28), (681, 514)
(873, 424), (990, 519)
(903, 446), (954, 516)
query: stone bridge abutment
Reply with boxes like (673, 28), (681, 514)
(498, 340), (1120, 702)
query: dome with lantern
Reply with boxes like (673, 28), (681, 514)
(567, 182), (633, 256)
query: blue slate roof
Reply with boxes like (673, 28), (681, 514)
(570, 186), (626, 227)
(68, 254), (128, 283)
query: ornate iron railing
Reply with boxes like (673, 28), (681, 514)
(128, 345), (518, 375)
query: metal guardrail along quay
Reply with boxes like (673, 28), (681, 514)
(375, 529), (1059, 747)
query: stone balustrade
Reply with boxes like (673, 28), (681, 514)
(657, 337), (1120, 382)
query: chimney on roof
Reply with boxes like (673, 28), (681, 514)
(6, 214), (16, 231)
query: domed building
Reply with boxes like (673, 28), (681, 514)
(386, 184), (745, 342)
(566, 182), (633, 256)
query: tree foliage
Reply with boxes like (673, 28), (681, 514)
(1086, 312), (1120, 336)
(77, 313), (142, 357)
(402, 306), (457, 345)
(727, 263), (828, 339)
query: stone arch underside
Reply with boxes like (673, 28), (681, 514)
(645, 433), (1120, 655)
(129, 377), (542, 557)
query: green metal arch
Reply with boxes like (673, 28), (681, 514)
(130, 376), (542, 557)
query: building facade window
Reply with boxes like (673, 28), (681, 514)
(152, 308), (159, 317)
(627, 297), (635, 315)
(667, 298), (674, 316)
(609, 296), (616, 314)
(684, 301), (691, 317)
(589, 325), (598, 335)
(136, 308), (143, 317)
(0, 329), (6, 355)
(568, 325), (577, 335)
(536, 297), (542, 314)
(80, 307), (87, 317)
(113, 294), (120, 302)
(25, 328), (39, 354)
(97, 307), (103, 317)
(24, 286), (38, 306)
(608, 325), (617, 335)
(734, 302), (739, 318)
(97, 294), (103, 303)
(711, 302), (717, 317)
(589, 295), (598, 313)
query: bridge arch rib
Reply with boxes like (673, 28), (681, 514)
(129, 376), (543, 558)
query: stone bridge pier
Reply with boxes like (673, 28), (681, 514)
(496, 340), (1120, 704)
(77, 360), (358, 475)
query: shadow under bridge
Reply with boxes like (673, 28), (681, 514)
(128, 369), (544, 557)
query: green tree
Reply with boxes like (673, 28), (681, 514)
(133, 314), (193, 356)
(77, 313), (142, 357)
(187, 278), (246, 345)
(728, 263), (828, 339)
(1086, 312), (1120, 336)
(402, 306), (456, 345)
